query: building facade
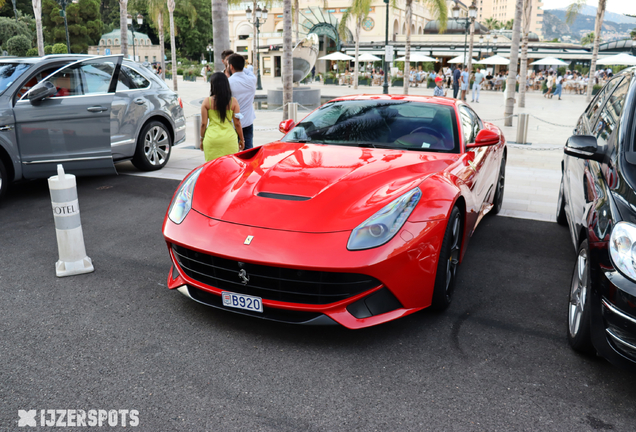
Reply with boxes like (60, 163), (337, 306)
(87, 29), (162, 64)
(476, 0), (544, 39)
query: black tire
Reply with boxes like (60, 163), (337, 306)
(567, 239), (595, 354)
(556, 174), (567, 226)
(431, 206), (462, 311)
(490, 155), (506, 215)
(0, 158), (7, 203)
(131, 121), (172, 171)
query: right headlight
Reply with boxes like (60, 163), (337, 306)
(168, 167), (202, 224)
(609, 222), (636, 282)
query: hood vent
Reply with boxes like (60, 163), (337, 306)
(257, 192), (311, 201)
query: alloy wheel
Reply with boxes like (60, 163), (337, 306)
(569, 248), (588, 337)
(143, 126), (170, 166)
(446, 214), (461, 292)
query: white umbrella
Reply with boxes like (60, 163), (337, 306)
(530, 57), (569, 66)
(596, 52), (636, 66)
(318, 52), (355, 61)
(394, 53), (438, 63)
(357, 53), (382, 62)
(475, 54), (510, 65)
(448, 54), (477, 64)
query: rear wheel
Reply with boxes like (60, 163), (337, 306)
(556, 175), (567, 226)
(567, 240), (595, 354)
(490, 155), (506, 215)
(0, 158), (7, 203)
(132, 121), (172, 171)
(431, 206), (462, 311)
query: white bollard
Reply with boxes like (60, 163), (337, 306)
(48, 164), (94, 277)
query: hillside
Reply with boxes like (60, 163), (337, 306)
(543, 9), (636, 42)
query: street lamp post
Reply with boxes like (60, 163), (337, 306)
(55, 0), (76, 53)
(246, 5), (268, 91)
(127, 13), (143, 62)
(479, 33), (492, 58)
(207, 44), (213, 64)
(452, 2), (477, 70)
(383, 0), (389, 95)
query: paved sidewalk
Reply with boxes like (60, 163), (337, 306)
(121, 75), (577, 222)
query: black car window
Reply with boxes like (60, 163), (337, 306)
(42, 60), (116, 97)
(593, 79), (630, 149)
(459, 105), (477, 143)
(124, 66), (150, 89)
(117, 67), (137, 91)
(585, 76), (623, 125)
(0, 63), (31, 95)
(281, 100), (459, 153)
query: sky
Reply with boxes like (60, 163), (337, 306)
(541, 0), (636, 16)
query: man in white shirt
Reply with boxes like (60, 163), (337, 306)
(228, 54), (257, 149)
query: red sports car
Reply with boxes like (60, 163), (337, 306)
(162, 95), (506, 329)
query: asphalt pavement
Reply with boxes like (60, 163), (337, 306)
(1, 175), (636, 431)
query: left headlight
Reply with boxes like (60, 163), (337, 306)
(347, 187), (421, 251)
(168, 167), (203, 224)
(609, 221), (636, 282)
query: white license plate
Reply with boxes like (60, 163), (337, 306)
(221, 291), (263, 313)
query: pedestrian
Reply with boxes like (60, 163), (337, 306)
(157, 65), (162, 77)
(472, 68), (484, 103)
(452, 66), (461, 98)
(227, 54), (257, 150)
(311, 66), (316, 81)
(222, 49), (234, 77)
(545, 71), (554, 98)
(554, 73), (563, 100)
(200, 72), (245, 162)
(433, 76), (447, 97)
(460, 66), (469, 101)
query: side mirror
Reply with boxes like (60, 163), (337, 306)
(27, 81), (57, 103)
(564, 135), (605, 162)
(279, 119), (295, 134)
(466, 129), (499, 148)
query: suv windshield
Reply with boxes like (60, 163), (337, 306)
(0, 63), (31, 95)
(281, 100), (458, 152)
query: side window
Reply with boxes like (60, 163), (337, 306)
(459, 106), (476, 143)
(593, 79), (630, 149)
(123, 66), (150, 89)
(585, 76), (623, 124)
(117, 68), (137, 91)
(82, 63), (115, 94)
(45, 59), (116, 97)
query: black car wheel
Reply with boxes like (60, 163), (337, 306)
(556, 174), (567, 226)
(132, 121), (172, 171)
(0, 158), (8, 203)
(431, 206), (462, 310)
(490, 155), (506, 215)
(567, 239), (595, 354)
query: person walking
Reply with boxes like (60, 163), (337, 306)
(554, 73), (563, 100)
(452, 66), (461, 99)
(545, 71), (554, 98)
(460, 66), (469, 102)
(472, 68), (484, 103)
(200, 72), (245, 162)
(227, 54), (257, 150)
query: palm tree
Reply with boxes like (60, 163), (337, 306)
(147, 0), (166, 80)
(282, 0), (293, 120)
(339, 0), (373, 90)
(504, 19), (514, 30)
(120, 0), (128, 56)
(294, 0), (299, 44)
(580, 32), (595, 45)
(483, 17), (499, 30)
(403, 0), (447, 94)
(212, 0), (230, 72)
(566, 0), (607, 102)
(503, 0), (523, 127)
(518, 0), (532, 108)
(31, 0), (44, 56)
(630, 28), (636, 40)
(167, 0), (177, 90)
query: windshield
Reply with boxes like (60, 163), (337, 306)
(281, 100), (459, 153)
(0, 63), (31, 95)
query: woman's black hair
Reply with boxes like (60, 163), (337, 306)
(209, 72), (232, 123)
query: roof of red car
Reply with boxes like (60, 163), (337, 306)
(328, 94), (459, 107)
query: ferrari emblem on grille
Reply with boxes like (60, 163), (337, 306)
(244, 235), (254, 245)
(238, 269), (250, 285)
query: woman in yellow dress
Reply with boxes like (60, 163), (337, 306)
(200, 72), (245, 161)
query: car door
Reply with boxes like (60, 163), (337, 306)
(13, 56), (122, 179)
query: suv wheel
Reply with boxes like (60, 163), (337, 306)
(132, 121), (172, 171)
(0, 158), (7, 202)
(567, 239), (595, 354)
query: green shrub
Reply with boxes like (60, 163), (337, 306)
(26, 47), (39, 57)
(391, 77), (403, 86)
(6, 35), (31, 56)
(177, 68), (184, 75)
(52, 43), (67, 54)
(592, 84), (603, 95)
(44, 45), (53, 54)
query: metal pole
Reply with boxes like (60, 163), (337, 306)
(63, 3), (70, 54)
(132, 25), (136, 61)
(10, 0), (18, 21)
(256, 19), (263, 90)
(463, 20), (468, 69)
(383, 0), (389, 95)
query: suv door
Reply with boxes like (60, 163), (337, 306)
(13, 56), (122, 179)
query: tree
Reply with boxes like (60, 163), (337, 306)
(504, 0), (523, 127)
(566, 0), (606, 102)
(282, 0), (292, 119)
(119, 0), (128, 55)
(52, 42), (67, 53)
(403, 0), (447, 94)
(32, 0), (43, 55)
(146, 0), (166, 78)
(631, 28), (636, 40)
(518, 0), (532, 108)
(167, 0), (177, 90)
(504, 19), (514, 30)
(339, 0), (372, 90)
(0, 16), (31, 47)
(41, 0), (102, 53)
(580, 31), (595, 45)
(294, 0), (299, 44)
(211, 0), (229, 72)
(483, 17), (499, 30)
(7, 34), (30, 56)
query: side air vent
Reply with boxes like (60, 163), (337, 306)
(257, 192), (311, 201)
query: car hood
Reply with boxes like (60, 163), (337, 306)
(191, 142), (458, 232)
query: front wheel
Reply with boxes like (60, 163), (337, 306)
(490, 155), (506, 215)
(0, 158), (8, 203)
(132, 121), (172, 171)
(567, 239), (595, 354)
(431, 206), (462, 311)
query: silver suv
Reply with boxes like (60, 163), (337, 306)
(0, 55), (186, 200)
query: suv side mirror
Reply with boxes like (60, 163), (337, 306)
(279, 119), (295, 134)
(564, 135), (605, 162)
(27, 81), (57, 103)
(466, 129), (499, 148)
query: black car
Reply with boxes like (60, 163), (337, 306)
(557, 66), (636, 368)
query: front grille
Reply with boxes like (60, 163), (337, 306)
(172, 244), (381, 305)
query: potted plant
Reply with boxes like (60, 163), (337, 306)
(358, 75), (369, 86)
(392, 77), (403, 87)
(324, 72), (336, 85)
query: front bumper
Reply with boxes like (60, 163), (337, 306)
(163, 209), (447, 329)
(591, 268), (636, 368)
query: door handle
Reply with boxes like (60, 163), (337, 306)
(134, 98), (145, 105)
(0, 125), (12, 131)
(87, 106), (107, 113)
